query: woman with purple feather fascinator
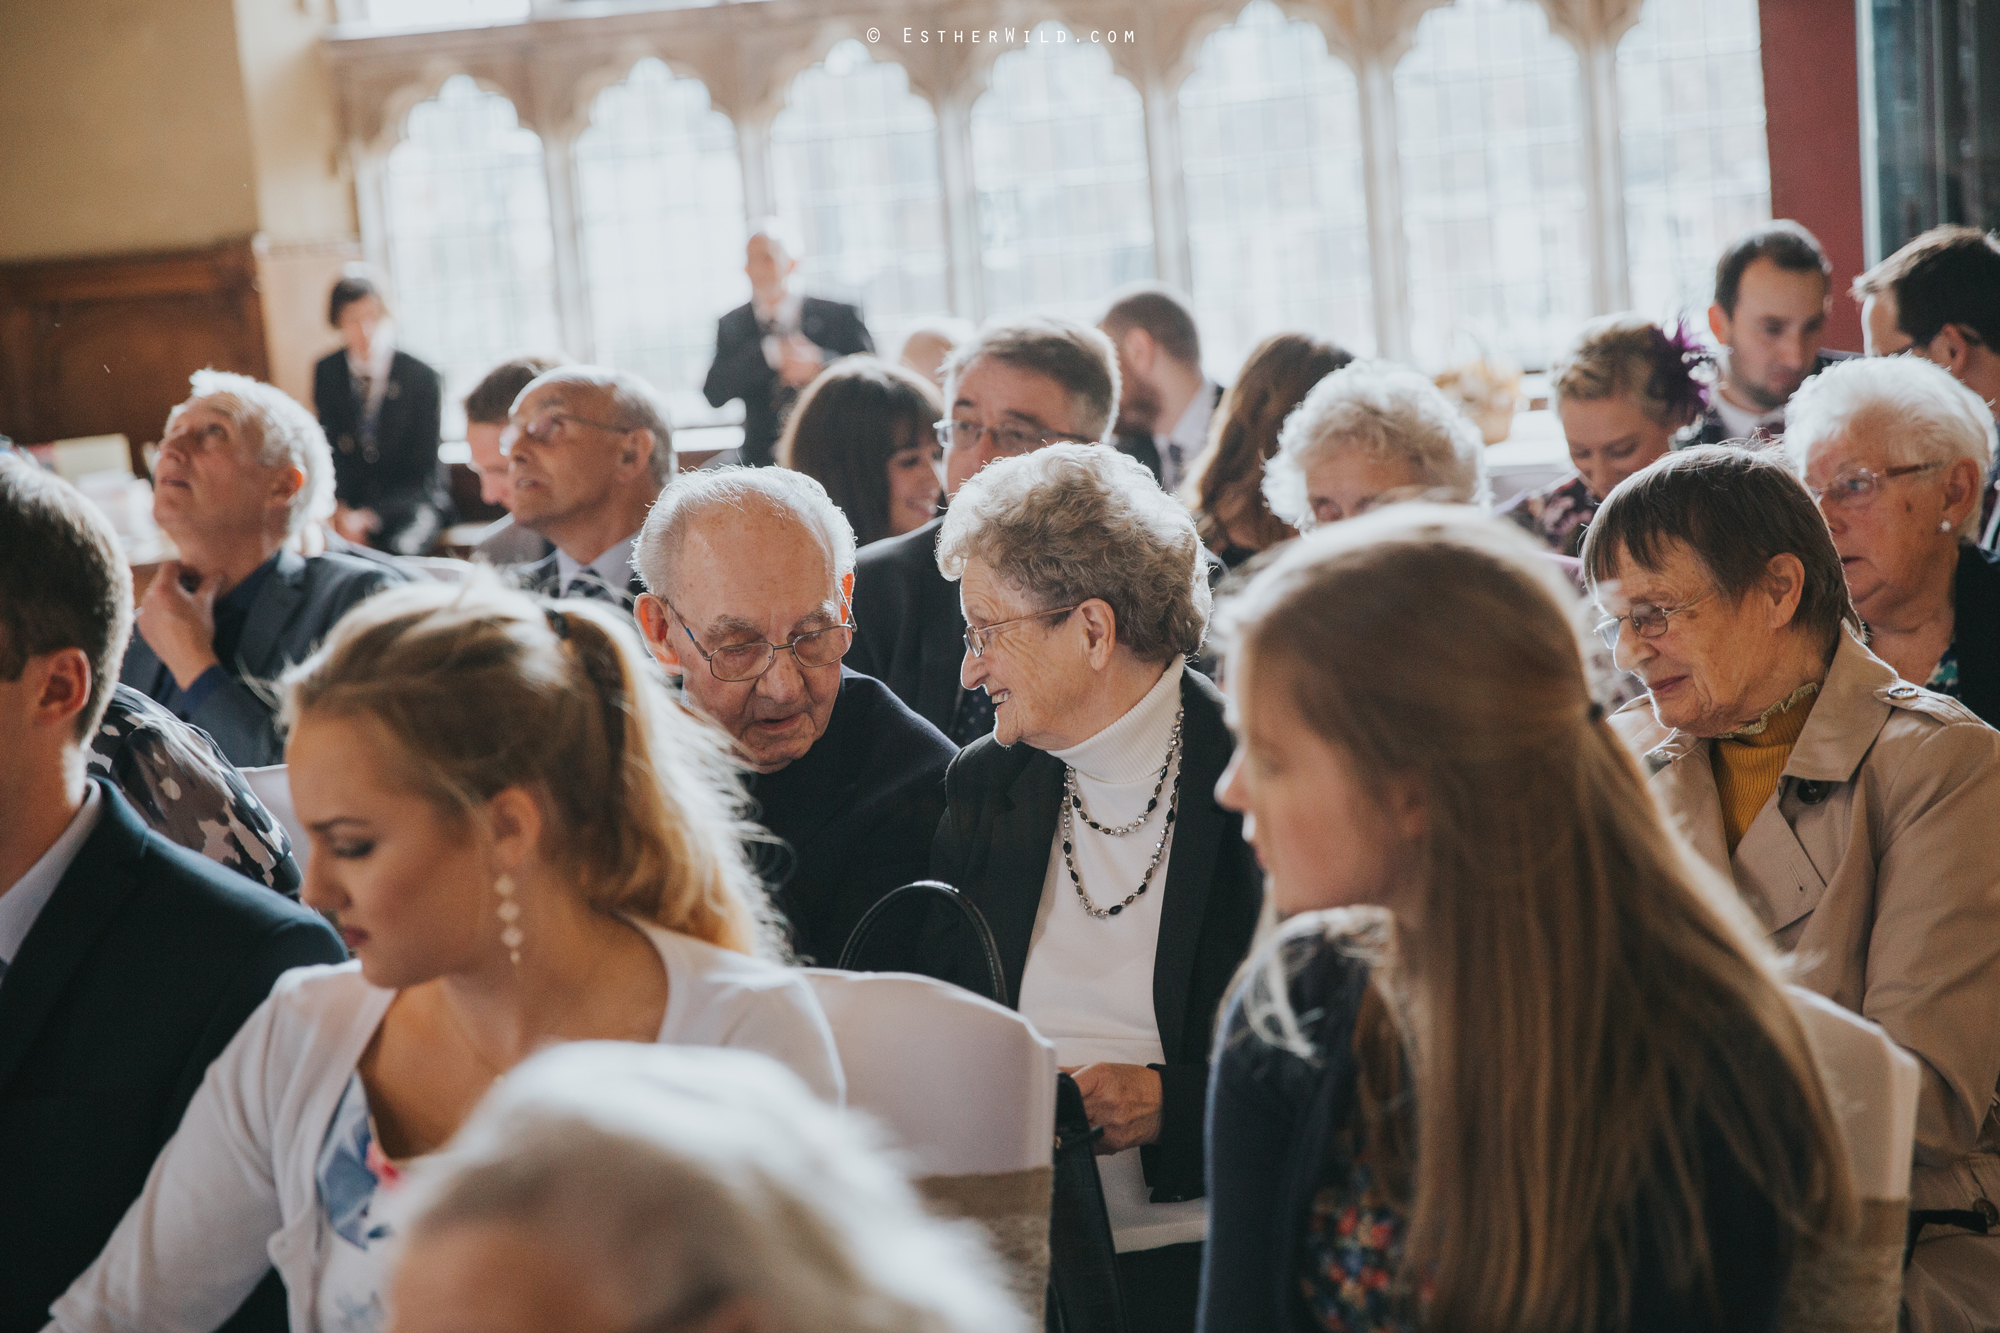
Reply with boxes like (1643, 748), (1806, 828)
(1499, 316), (1711, 558)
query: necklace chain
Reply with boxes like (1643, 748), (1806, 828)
(1061, 705), (1184, 919)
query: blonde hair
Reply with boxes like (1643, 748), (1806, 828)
(1551, 315), (1707, 431)
(282, 575), (775, 955)
(1216, 505), (1855, 1332)
(390, 1043), (1027, 1333)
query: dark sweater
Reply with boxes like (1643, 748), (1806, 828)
(1200, 934), (1794, 1333)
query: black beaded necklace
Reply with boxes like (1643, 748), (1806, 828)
(1059, 705), (1184, 919)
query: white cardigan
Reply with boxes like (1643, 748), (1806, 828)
(47, 922), (841, 1333)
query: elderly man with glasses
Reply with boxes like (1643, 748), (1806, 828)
(1589, 445), (2000, 1331)
(848, 315), (1121, 742)
(504, 366), (676, 612)
(633, 467), (955, 966)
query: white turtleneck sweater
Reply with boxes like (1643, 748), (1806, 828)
(1018, 657), (1206, 1253)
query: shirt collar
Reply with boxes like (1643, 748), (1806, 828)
(219, 552), (283, 619)
(345, 329), (396, 381)
(555, 533), (638, 595)
(1166, 378), (1220, 453)
(0, 783), (103, 969)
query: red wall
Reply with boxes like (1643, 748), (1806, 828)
(1759, 0), (1867, 352)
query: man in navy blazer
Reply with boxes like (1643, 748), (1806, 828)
(0, 460), (345, 1333)
(702, 221), (873, 467)
(122, 371), (402, 766)
(633, 466), (955, 965)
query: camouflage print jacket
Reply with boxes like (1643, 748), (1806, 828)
(88, 684), (302, 895)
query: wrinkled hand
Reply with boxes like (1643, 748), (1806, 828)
(331, 504), (380, 543)
(778, 334), (824, 388)
(135, 560), (221, 689)
(1064, 1062), (1163, 1154)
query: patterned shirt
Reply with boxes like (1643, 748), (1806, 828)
(1499, 473), (1598, 560)
(88, 684), (302, 895)
(1927, 643), (1961, 699)
(1300, 1130), (1425, 1332)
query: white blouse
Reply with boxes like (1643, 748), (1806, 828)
(1017, 658), (1206, 1253)
(48, 921), (841, 1333)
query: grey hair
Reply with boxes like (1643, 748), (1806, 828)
(178, 369), (335, 535)
(1262, 360), (1489, 528)
(936, 443), (1210, 664)
(1784, 355), (1998, 543)
(636, 465), (857, 602)
(387, 1043), (1027, 1333)
(514, 365), (676, 486)
(941, 317), (1121, 444)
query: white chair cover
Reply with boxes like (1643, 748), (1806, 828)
(1779, 984), (1921, 1333)
(803, 969), (1057, 1316)
(239, 764), (308, 876)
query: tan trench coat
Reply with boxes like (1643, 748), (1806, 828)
(1612, 627), (2000, 1330)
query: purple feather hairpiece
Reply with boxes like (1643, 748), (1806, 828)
(1648, 318), (1714, 424)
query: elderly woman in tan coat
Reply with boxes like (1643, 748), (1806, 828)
(1586, 445), (2000, 1332)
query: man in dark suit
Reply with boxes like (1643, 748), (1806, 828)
(311, 269), (447, 555)
(632, 466), (954, 965)
(1100, 283), (1224, 493)
(702, 220), (873, 467)
(849, 316), (1122, 742)
(0, 460), (345, 1333)
(123, 371), (404, 766)
(1694, 221), (1853, 446)
(505, 365), (676, 614)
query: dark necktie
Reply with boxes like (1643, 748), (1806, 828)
(564, 575), (625, 608)
(950, 686), (996, 746)
(1165, 442), (1185, 491)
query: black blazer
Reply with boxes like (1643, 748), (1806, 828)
(702, 297), (873, 467)
(0, 780), (345, 1333)
(312, 347), (444, 513)
(1114, 382), (1225, 485)
(850, 516), (1232, 736)
(1952, 542), (2000, 727)
(121, 550), (404, 767)
(849, 517), (962, 734)
(747, 670), (957, 966)
(928, 667), (1262, 1202)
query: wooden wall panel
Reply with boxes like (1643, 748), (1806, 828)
(0, 237), (269, 470)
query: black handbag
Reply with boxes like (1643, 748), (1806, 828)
(1046, 1072), (1129, 1333)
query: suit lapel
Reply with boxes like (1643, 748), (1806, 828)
(1151, 670), (1226, 1055)
(121, 630), (172, 701)
(235, 549), (308, 679)
(969, 751), (1063, 1007)
(916, 530), (965, 730)
(0, 781), (144, 1095)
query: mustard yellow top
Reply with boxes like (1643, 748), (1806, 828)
(1711, 683), (1820, 854)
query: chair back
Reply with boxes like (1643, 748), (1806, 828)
(1777, 985), (1920, 1333)
(240, 764), (309, 875)
(838, 880), (1008, 1005)
(803, 969), (1056, 1317)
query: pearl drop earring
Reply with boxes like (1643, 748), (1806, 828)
(494, 873), (523, 966)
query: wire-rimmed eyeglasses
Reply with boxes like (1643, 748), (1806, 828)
(499, 407), (631, 457)
(964, 605), (1082, 657)
(662, 595), (855, 682)
(933, 419), (1087, 457)
(1594, 592), (1711, 651)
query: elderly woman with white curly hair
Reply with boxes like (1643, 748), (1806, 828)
(386, 1043), (1024, 1333)
(1261, 359), (1489, 530)
(1785, 354), (2000, 726)
(921, 444), (1262, 1333)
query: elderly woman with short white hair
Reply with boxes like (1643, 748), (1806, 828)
(1785, 354), (2000, 725)
(1262, 359), (1489, 529)
(387, 1043), (1024, 1333)
(923, 444), (1262, 1333)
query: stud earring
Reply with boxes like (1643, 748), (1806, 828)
(1941, 519), (1954, 532)
(495, 873), (523, 967)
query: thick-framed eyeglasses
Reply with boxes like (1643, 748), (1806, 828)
(1804, 461), (1944, 509)
(934, 419), (1084, 457)
(1595, 592), (1711, 651)
(662, 595), (855, 682)
(499, 407), (630, 456)
(964, 604), (1082, 657)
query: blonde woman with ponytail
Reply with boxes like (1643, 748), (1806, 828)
(1200, 506), (1857, 1333)
(50, 577), (841, 1333)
